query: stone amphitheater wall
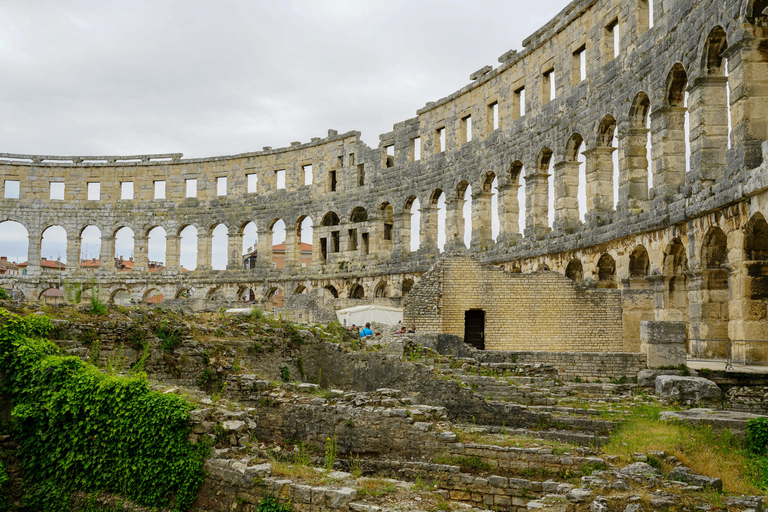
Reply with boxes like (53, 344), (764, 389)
(2, 0), (768, 346)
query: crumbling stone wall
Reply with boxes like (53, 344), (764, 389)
(404, 256), (623, 352)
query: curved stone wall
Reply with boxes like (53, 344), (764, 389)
(2, 0), (768, 343)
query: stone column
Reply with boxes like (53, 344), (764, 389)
(197, 233), (212, 270)
(471, 190), (493, 248)
(444, 197), (465, 251)
(552, 160), (580, 232)
(418, 204), (438, 253)
(311, 223), (321, 267)
(166, 234), (180, 271)
(133, 233), (148, 272)
(619, 127), (650, 211)
(284, 227), (299, 269)
(650, 106), (687, 200)
(524, 172), (550, 238)
(583, 147), (615, 225)
(688, 76), (729, 185)
(67, 229), (80, 274)
(227, 231), (243, 270)
(723, 34), (768, 170)
(100, 236), (115, 273)
(256, 229), (271, 268)
(640, 321), (687, 369)
(496, 183), (520, 244)
(26, 231), (41, 276)
(393, 211), (411, 256)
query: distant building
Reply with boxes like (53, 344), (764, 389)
(0, 257), (20, 275)
(242, 243), (313, 307)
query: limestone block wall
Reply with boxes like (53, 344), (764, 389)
(404, 256), (624, 352)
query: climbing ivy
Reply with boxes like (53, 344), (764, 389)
(0, 308), (210, 511)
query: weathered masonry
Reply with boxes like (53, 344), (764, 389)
(2, 0), (768, 347)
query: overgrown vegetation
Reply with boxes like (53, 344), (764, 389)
(0, 308), (210, 511)
(155, 321), (184, 352)
(0, 289), (9, 300)
(257, 495), (292, 512)
(605, 404), (767, 494)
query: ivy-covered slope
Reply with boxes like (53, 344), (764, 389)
(0, 308), (210, 511)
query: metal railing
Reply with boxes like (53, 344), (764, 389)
(687, 338), (768, 370)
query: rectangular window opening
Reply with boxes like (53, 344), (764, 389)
(154, 180), (166, 199)
(331, 231), (340, 253)
(607, 20), (620, 59)
(216, 176), (227, 196)
(462, 115), (472, 144)
(121, 181), (134, 200)
(357, 164), (365, 186)
(329, 170), (337, 192)
(361, 232), (369, 256)
(185, 178), (197, 198)
(247, 173), (258, 193)
(543, 69), (555, 102)
(275, 169), (286, 190)
(86, 182), (100, 201)
(412, 137), (421, 161)
(514, 88), (525, 118)
(436, 127), (446, 153)
(384, 145), (394, 168)
(349, 153), (355, 166)
(50, 182), (65, 200)
(320, 238), (328, 261)
(490, 102), (499, 131)
(338, 155), (344, 167)
(303, 164), (313, 185)
(348, 228), (358, 251)
(384, 222), (393, 241)
(4, 180), (19, 199)
(573, 46), (587, 84)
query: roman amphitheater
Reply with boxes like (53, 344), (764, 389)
(2, 0), (768, 352)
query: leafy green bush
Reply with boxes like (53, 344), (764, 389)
(257, 495), (291, 512)
(0, 308), (210, 511)
(747, 417), (768, 455)
(0, 289), (9, 300)
(88, 291), (107, 316)
(155, 322), (183, 352)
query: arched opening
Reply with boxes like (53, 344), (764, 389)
(510, 161), (525, 235)
(597, 253), (617, 288)
(349, 283), (365, 299)
(565, 259), (583, 282)
(626, 92), (652, 204)
(527, 148), (552, 235)
(456, 181), (472, 249)
(348, 207), (368, 254)
(144, 288), (164, 305)
(403, 196), (418, 253)
(324, 285), (338, 299)
(110, 288), (131, 306)
(207, 287), (225, 301)
(430, 189), (446, 252)
(79, 225), (101, 269)
(654, 64), (688, 195)
(179, 225), (198, 271)
(629, 245), (650, 277)
(296, 215), (314, 268)
(378, 202), (394, 254)
(114, 227), (135, 271)
(293, 284), (308, 295)
(402, 279), (414, 296)
(175, 288), (193, 300)
(374, 281), (388, 298)
(479, 172), (497, 244)
(41, 225), (67, 267)
(239, 287), (256, 302)
(596, 115), (618, 211)
(350, 207), (368, 223)
(695, 227), (730, 340)
(0, 221), (28, 271)
(663, 238), (689, 275)
(743, 214), (768, 339)
(211, 223), (228, 270)
(662, 238), (690, 327)
(241, 221), (258, 269)
(147, 226), (167, 270)
(268, 219), (286, 268)
(560, 134), (584, 228)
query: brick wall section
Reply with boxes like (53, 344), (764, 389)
(404, 256), (624, 352)
(474, 351), (647, 380)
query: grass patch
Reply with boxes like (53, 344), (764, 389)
(605, 404), (766, 494)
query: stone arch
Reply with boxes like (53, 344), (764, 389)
(527, 148), (553, 234)
(374, 281), (388, 298)
(745, 212), (768, 261)
(377, 202), (394, 254)
(349, 206), (368, 223)
(748, 0), (768, 19)
(702, 226), (728, 269)
(596, 115), (617, 147)
(321, 211), (340, 226)
(476, 172), (497, 244)
(146, 225), (167, 269)
(79, 225), (101, 268)
(347, 207), (368, 254)
(324, 285), (339, 298)
(403, 195), (419, 252)
(175, 287), (193, 299)
(507, 160), (524, 236)
(742, 213), (768, 338)
(629, 245), (650, 277)
(293, 284), (308, 294)
(663, 237), (689, 275)
(565, 258), (583, 282)
(596, 253), (617, 288)
(40, 225), (67, 266)
(178, 224), (198, 271)
(207, 286), (225, 301)
(665, 63), (688, 107)
(143, 288), (163, 305)
(113, 226), (135, 271)
(110, 288), (132, 306)
(429, 188), (446, 252)
(319, 212), (340, 262)
(703, 26), (728, 76)
(556, 133), (584, 229)
(624, 92), (652, 207)
(0, 220), (29, 269)
(210, 223), (229, 270)
(348, 283), (364, 299)
(596, 115), (619, 211)
(295, 215), (314, 268)
(402, 278), (414, 296)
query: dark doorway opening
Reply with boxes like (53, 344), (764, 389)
(464, 309), (485, 350)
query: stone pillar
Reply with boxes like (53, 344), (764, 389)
(26, 231), (41, 276)
(133, 234), (148, 272)
(166, 234), (180, 271)
(311, 223), (321, 267)
(650, 106), (687, 200)
(100, 236), (115, 273)
(471, 190), (493, 248)
(723, 34), (768, 170)
(256, 229), (271, 268)
(524, 172), (550, 238)
(197, 233), (212, 270)
(227, 231), (242, 270)
(419, 204), (438, 253)
(686, 271), (706, 340)
(583, 147), (615, 225)
(393, 211), (410, 256)
(552, 160), (580, 232)
(688, 76), (729, 185)
(619, 127), (650, 211)
(67, 229), (80, 274)
(284, 227), (299, 269)
(444, 197), (465, 251)
(496, 183), (520, 243)
(640, 321), (687, 369)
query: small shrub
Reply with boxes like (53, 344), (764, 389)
(257, 495), (291, 512)
(0, 289), (10, 300)
(88, 291), (107, 316)
(280, 366), (291, 382)
(747, 417), (768, 455)
(155, 322), (183, 352)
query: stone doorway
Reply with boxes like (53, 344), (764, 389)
(464, 309), (485, 350)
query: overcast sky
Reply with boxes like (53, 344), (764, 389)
(0, 0), (571, 270)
